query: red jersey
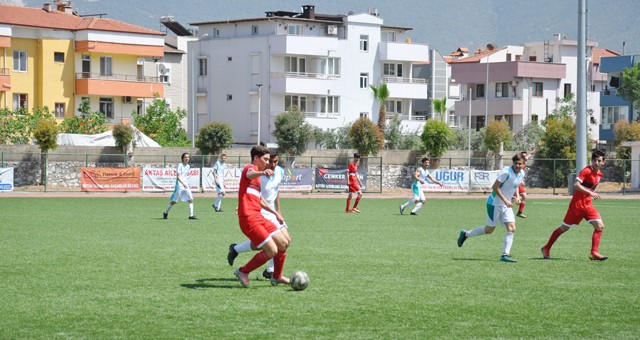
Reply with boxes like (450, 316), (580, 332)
(348, 162), (358, 185)
(571, 165), (603, 207)
(237, 164), (262, 217)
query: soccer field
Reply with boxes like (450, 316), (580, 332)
(1, 196), (639, 338)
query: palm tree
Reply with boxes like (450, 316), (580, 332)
(432, 97), (447, 121)
(370, 83), (390, 130)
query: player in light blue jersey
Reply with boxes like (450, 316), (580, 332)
(400, 157), (444, 215)
(211, 154), (227, 212)
(457, 153), (526, 262)
(163, 152), (197, 220)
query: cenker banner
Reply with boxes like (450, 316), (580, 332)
(80, 167), (141, 191)
(315, 168), (367, 190)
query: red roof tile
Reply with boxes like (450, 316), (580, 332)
(591, 48), (621, 64)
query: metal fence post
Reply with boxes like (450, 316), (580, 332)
(623, 158), (626, 195)
(1, 151), (3, 167)
(379, 156), (383, 193)
(552, 159), (556, 195)
(44, 153), (48, 193)
(85, 153), (88, 167)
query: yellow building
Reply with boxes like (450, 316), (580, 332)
(0, 2), (165, 122)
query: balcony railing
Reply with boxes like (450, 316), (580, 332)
(0, 68), (8, 75)
(272, 71), (340, 80)
(381, 76), (427, 84)
(391, 114), (428, 121)
(304, 111), (340, 119)
(75, 72), (161, 83)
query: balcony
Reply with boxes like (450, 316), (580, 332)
(377, 41), (429, 62)
(454, 98), (524, 116)
(381, 76), (428, 99)
(271, 72), (338, 95)
(0, 68), (9, 92)
(451, 61), (566, 84)
(75, 72), (164, 97)
(269, 35), (338, 56)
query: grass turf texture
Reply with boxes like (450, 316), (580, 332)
(1, 196), (639, 338)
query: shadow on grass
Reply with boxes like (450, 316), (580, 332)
(180, 277), (242, 289)
(452, 258), (494, 261)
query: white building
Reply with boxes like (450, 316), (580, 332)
(189, 5), (429, 145)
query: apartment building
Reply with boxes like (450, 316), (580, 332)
(0, 2), (164, 123)
(450, 35), (609, 140)
(189, 5), (429, 145)
(598, 53), (637, 149)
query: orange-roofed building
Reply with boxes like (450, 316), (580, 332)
(0, 2), (165, 123)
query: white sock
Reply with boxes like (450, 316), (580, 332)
(234, 240), (253, 253)
(266, 259), (274, 273)
(215, 195), (223, 209)
(411, 202), (423, 213)
(401, 199), (413, 209)
(467, 226), (486, 238)
(503, 231), (515, 255)
(188, 203), (194, 216)
(165, 204), (173, 214)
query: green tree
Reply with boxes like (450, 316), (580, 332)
(33, 119), (58, 184)
(613, 120), (640, 159)
(0, 106), (55, 145)
(483, 120), (513, 152)
(313, 124), (352, 150)
(420, 119), (454, 158)
(273, 107), (313, 156)
(196, 122), (233, 156)
(112, 124), (135, 154)
(536, 116), (577, 187)
(384, 115), (422, 150)
(432, 97), (447, 121)
(349, 117), (384, 156)
(133, 96), (188, 146)
(616, 63), (640, 112)
(370, 83), (390, 130)
(451, 127), (485, 151)
(512, 121), (544, 152)
(58, 99), (107, 134)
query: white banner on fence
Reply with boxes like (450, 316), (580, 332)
(420, 169), (500, 192)
(202, 167), (314, 192)
(142, 167), (201, 191)
(0, 168), (14, 191)
(202, 167), (241, 192)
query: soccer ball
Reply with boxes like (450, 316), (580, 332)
(290, 271), (309, 291)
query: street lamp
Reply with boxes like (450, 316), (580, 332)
(256, 83), (263, 145)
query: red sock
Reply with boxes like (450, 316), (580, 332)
(544, 227), (566, 250)
(518, 202), (525, 213)
(591, 229), (603, 254)
(272, 251), (287, 279)
(346, 198), (351, 211)
(353, 196), (361, 209)
(240, 251), (270, 274)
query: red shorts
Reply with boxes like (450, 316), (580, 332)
(239, 214), (279, 248)
(562, 203), (601, 227)
(348, 182), (360, 193)
(518, 184), (526, 194)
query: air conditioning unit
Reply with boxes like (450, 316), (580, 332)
(122, 96), (133, 103)
(509, 80), (519, 87)
(327, 25), (337, 35)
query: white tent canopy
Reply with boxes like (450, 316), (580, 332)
(57, 126), (161, 148)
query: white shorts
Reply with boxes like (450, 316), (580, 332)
(485, 203), (515, 227)
(412, 185), (425, 202)
(215, 182), (225, 194)
(261, 210), (287, 229)
(170, 187), (193, 203)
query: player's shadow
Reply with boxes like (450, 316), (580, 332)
(452, 258), (494, 261)
(180, 278), (242, 289)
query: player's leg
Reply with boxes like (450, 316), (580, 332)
(410, 191), (426, 215)
(586, 207), (607, 260)
(517, 191), (527, 218)
(164, 200), (176, 219)
(269, 225), (291, 285)
(234, 216), (278, 287)
(500, 210), (517, 262)
(458, 203), (496, 247)
(352, 191), (362, 213)
(542, 206), (580, 259)
(346, 192), (353, 212)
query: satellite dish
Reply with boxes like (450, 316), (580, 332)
(158, 64), (168, 75)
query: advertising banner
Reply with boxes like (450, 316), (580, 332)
(418, 169), (500, 192)
(0, 167), (14, 191)
(280, 167), (313, 191)
(315, 168), (367, 190)
(142, 167), (200, 191)
(202, 167), (241, 192)
(81, 167), (141, 191)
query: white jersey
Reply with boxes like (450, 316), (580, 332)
(260, 166), (284, 208)
(487, 165), (525, 207)
(213, 160), (227, 184)
(175, 162), (190, 189)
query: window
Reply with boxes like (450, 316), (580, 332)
(99, 97), (114, 119)
(287, 25), (303, 36)
(321, 96), (339, 114)
(13, 50), (27, 72)
(82, 54), (91, 78)
(564, 83), (572, 99)
(448, 112), (457, 127)
(100, 56), (112, 76)
(227, 56), (233, 62)
(529, 56), (537, 62)
(385, 100), (402, 114)
(381, 31), (395, 42)
(360, 35), (369, 52)
(12, 93), (28, 111)
(226, 94), (233, 101)
(285, 95), (307, 112)
(54, 52), (65, 63)
(506, 53), (512, 61)
(531, 114), (539, 123)
(198, 57), (208, 76)
(285, 57), (306, 74)
(320, 57), (340, 76)
(533, 82), (543, 97)
(360, 73), (369, 89)
(476, 84), (485, 98)
(213, 28), (220, 37)
(251, 25), (259, 35)
(496, 82), (508, 98)
(383, 63), (403, 77)
(601, 106), (628, 126)
(54, 103), (65, 118)
(360, 112), (369, 119)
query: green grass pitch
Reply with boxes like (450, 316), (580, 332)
(1, 196), (639, 338)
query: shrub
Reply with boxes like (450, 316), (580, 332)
(420, 119), (454, 158)
(483, 120), (513, 152)
(273, 107), (313, 156)
(196, 122), (233, 155)
(112, 124), (135, 154)
(349, 117), (384, 156)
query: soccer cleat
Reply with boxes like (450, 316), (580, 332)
(500, 255), (518, 263)
(399, 205), (405, 215)
(262, 269), (272, 279)
(270, 275), (290, 286)
(212, 204), (216, 210)
(234, 268), (251, 287)
(227, 244), (238, 266)
(163, 212), (168, 220)
(188, 215), (198, 220)
(410, 212), (417, 215)
(457, 229), (467, 247)
(541, 247), (551, 260)
(216, 209), (223, 213)
(345, 210), (351, 213)
(352, 208), (361, 213)
(589, 252), (608, 261)
(516, 212), (527, 218)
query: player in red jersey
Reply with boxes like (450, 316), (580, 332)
(233, 146), (292, 287)
(345, 153), (364, 213)
(541, 150), (608, 261)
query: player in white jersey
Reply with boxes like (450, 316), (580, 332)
(211, 154), (227, 212)
(163, 152), (198, 220)
(227, 150), (291, 279)
(399, 157), (444, 215)
(457, 153), (526, 262)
